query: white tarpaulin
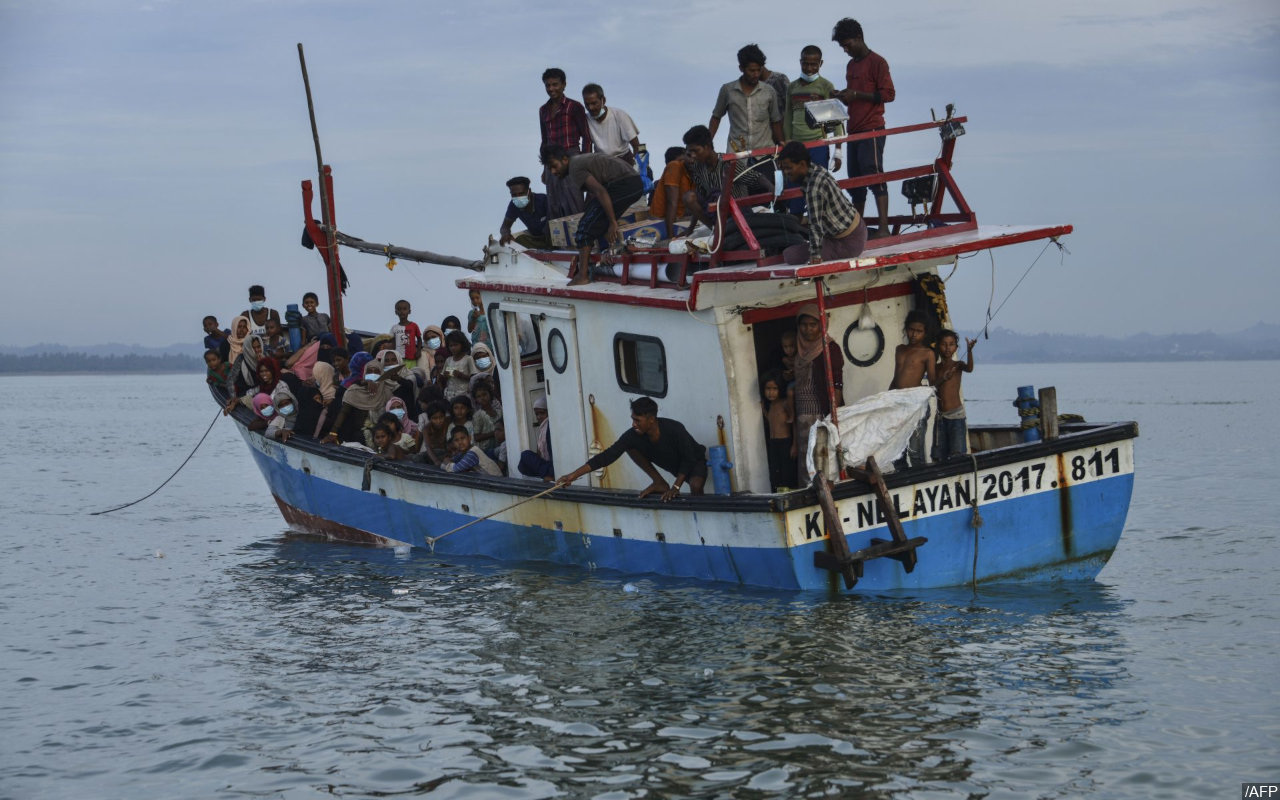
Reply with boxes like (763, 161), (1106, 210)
(806, 387), (936, 479)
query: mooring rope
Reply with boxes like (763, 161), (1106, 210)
(968, 453), (984, 590)
(425, 483), (561, 553)
(90, 409), (222, 515)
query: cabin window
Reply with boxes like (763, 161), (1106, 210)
(613, 334), (667, 397)
(487, 303), (510, 368)
(547, 329), (569, 374)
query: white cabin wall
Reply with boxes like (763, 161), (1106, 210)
(569, 302), (732, 493)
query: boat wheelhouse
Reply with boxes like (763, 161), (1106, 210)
(216, 110), (1137, 592)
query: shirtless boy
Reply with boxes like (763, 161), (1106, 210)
(890, 310), (937, 469)
(934, 329), (976, 461)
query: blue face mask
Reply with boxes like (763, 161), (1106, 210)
(426, 337), (442, 350)
(512, 195), (531, 209)
(390, 407), (406, 420)
(278, 403), (295, 416)
(250, 300), (266, 311)
(364, 372), (380, 383)
(801, 72), (820, 83)
(260, 404), (275, 417)
(475, 357), (492, 370)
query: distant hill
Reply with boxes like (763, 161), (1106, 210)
(1, 324), (1277, 372)
(966, 323), (1280, 362)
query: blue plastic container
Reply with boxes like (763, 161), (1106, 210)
(1014, 385), (1041, 442)
(707, 445), (734, 495)
(285, 303), (303, 352)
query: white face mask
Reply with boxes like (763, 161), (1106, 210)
(364, 372), (380, 383)
(390, 407), (406, 420)
(801, 72), (820, 83)
(475, 357), (492, 370)
(278, 403), (296, 416)
(512, 195), (531, 209)
(426, 337), (442, 350)
(250, 300), (266, 312)
(260, 404), (275, 417)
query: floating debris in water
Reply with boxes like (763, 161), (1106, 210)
(154, 550), (164, 559)
(392, 588), (410, 595)
(393, 545), (411, 557)
(622, 583), (639, 593)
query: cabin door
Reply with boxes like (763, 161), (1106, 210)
(498, 300), (589, 481)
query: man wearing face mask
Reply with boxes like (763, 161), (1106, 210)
(582, 84), (641, 168)
(782, 45), (843, 216)
(498, 177), (551, 249)
(240, 284), (282, 339)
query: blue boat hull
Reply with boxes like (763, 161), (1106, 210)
(237, 419), (1136, 593)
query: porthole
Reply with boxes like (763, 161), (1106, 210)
(547, 329), (568, 374)
(843, 319), (885, 367)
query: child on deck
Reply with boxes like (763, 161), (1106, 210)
(300, 292), (331, 343)
(890, 310), (937, 470)
(205, 349), (233, 391)
(442, 426), (504, 476)
(761, 372), (795, 491)
(441, 331), (476, 401)
(415, 400), (451, 466)
(202, 316), (231, 361)
(391, 299), (422, 368)
(371, 423), (409, 461)
(263, 318), (292, 361)
(933, 330), (976, 462)
(467, 289), (490, 345)
(779, 329), (798, 393)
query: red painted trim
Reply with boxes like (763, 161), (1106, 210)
(274, 495), (401, 546)
(741, 281), (913, 324)
(721, 117), (968, 161)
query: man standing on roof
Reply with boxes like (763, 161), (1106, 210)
(830, 18), (895, 239)
(582, 84), (641, 168)
(540, 144), (646, 286)
(709, 44), (785, 191)
(539, 67), (593, 219)
(558, 396), (707, 502)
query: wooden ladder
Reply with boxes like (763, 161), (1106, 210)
(813, 457), (928, 589)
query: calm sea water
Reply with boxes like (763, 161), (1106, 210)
(1, 363), (1276, 799)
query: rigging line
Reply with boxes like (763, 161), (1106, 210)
(987, 239), (1054, 325)
(90, 409), (223, 516)
(983, 249), (997, 339)
(399, 262), (436, 296)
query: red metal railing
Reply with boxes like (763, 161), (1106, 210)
(527, 115), (975, 289)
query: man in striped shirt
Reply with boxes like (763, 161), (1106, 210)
(777, 141), (867, 265)
(680, 124), (773, 231)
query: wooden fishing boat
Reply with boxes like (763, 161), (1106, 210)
(214, 92), (1136, 593)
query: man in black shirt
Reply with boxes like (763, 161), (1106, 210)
(558, 397), (708, 501)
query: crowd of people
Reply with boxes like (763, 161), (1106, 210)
(501, 18), (897, 285)
(205, 285), (516, 476)
(205, 284), (977, 495)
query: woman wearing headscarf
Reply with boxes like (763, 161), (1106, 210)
(792, 303), (845, 483)
(385, 397), (421, 450)
(468, 343), (496, 393)
(224, 333), (266, 413)
(323, 360), (404, 447)
(266, 382), (300, 442)
(226, 315), (251, 367)
(249, 392), (276, 433)
(309, 360), (339, 438)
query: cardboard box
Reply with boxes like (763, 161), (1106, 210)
(619, 218), (688, 245)
(548, 213), (583, 248)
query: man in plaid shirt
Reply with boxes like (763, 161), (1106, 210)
(778, 141), (868, 264)
(539, 67), (593, 218)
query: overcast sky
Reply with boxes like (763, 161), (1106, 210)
(1, 0), (1277, 347)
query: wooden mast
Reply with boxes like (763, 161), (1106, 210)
(297, 43), (345, 339)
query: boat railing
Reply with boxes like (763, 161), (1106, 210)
(524, 113), (973, 289)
